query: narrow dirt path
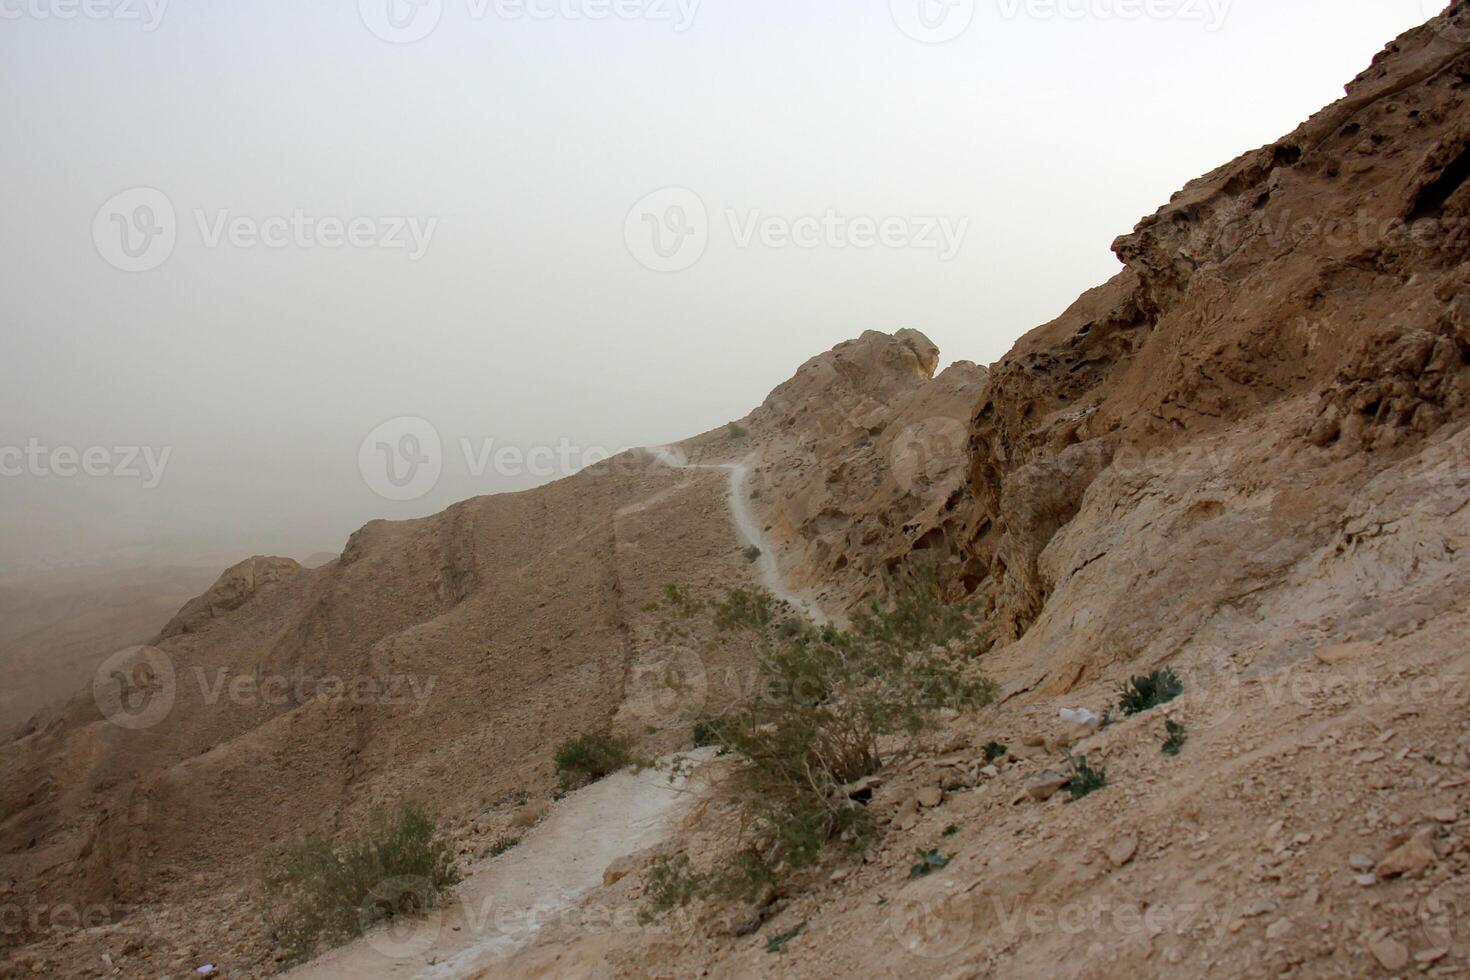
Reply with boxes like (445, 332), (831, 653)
(284, 757), (709, 980)
(644, 446), (828, 625)
(286, 444), (822, 980)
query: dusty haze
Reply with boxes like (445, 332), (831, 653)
(0, 0), (1437, 576)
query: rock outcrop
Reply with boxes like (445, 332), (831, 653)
(942, 6), (1470, 659)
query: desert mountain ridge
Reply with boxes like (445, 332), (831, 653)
(5, 5), (1470, 977)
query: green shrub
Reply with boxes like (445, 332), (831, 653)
(1118, 668), (1184, 716)
(743, 545), (763, 563)
(642, 569), (994, 911)
(729, 423), (748, 439)
(1065, 755), (1108, 801)
(259, 801), (458, 964)
(1161, 719), (1188, 756)
(659, 583), (704, 619)
(983, 740), (1009, 762)
(765, 921), (805, 954)
(553, 732), (631, 790)
(692, 715), (730, 750)
(488, 836), (520, 857)
(712, 587), (775, 632)
(908, 848), (950, 879)
(640, 854), (707, 922)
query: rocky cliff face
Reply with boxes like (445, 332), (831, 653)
(697, 328), (988, 614)
(942, 6), (1470, 665)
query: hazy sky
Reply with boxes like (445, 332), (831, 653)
(0, 0), (1442, 572)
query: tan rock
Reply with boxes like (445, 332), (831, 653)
(1026, 773), (1070, 802)
(603, 854), (640, 887)
(893, 799), (921, 831)
(511, 801), (550, 829)
(1312, 642), (1372, 666)
(916, 785), (944, 809)
(1367, 937), (1409, 971)
(1376, 828), (1438, 878)
(1107, 835), (1138, 868)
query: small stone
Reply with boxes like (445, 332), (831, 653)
(1415, 948), (1449, 964)
(1353, 874), (1377, 887)
(1265, 918), (1294, 941)
(1025, 773), (1070, 802)
(1428, 807), (1457, 824)
(1045, 734), (1075, 755)
(1367, 937), (1408, 971)
(916, 785), (944, 809)
(719, 909), (764, 939)
(1313, 642), (1371, 666)
(1349, 853), (1376, 872)
(1107, 835), (1139, 868)
(603, 854), (640, 887)
(1376, 828), (1438, 878)
(893, 799), (921, 831)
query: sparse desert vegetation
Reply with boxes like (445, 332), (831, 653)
(257, 801), (459, 963)
(553, 732), (633, 790)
